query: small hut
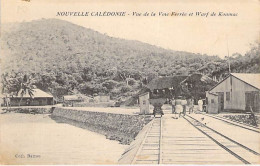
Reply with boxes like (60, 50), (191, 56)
(208, 73), (260, 113)
(10, 89), (54, 106)
(147, 75), (188, 100)
(94, 94), (110, 102)
(63, 95), (83, 106)
(147, 75), (188, 116)
(139, 92), (150, 114)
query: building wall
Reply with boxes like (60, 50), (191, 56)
(206, 92), (218, 114)
(211, 76), (259, 111)
(93, 96), (110, 102)
(139, 93), (150, 114)
(10, 97), (53, 106)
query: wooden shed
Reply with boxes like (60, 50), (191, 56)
(147, 75), (188, 100)
(208, 73), (260, 113)
(139, 92), (150, 115)
(147, 74), (216, 102)
(63, 95), (83, 106)
(10, 89), (54, 106)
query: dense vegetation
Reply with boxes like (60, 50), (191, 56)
(198, 44), (260, 79)
(1, 19), (259, 100)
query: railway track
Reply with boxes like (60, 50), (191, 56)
(131, 117), (162, 164)
(201, 113), (260, 133)
(184, 115), (260, 164)
(130, 115), (259, 164)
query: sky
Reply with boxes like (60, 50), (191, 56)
(1, 0), (260, 58)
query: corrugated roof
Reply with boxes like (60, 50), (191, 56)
(231, 73), (260, 90)
(15, 89), (53, 98)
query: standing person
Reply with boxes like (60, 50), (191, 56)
(175, 96), (183, 118)
(181, 96), (187, 116)
(186, 98), (190, 114)
(202, 99), (207, 112)
(187, 97), (191, 114)
(26, 99), (31, 106)
(3, 97), (6, 108)
(188, 97), (194, 114)
(5, 95), (11, 112)
(172, 98), (178, 119)
(171, 98), (175, 114)
(198, 98), (203, 112)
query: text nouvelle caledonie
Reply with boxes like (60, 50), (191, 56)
(56, 11), (238, 17)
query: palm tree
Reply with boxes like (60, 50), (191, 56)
(18, 74), (35, 107)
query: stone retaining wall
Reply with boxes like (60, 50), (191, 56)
(51, 108), (152, 145)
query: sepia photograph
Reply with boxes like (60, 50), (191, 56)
(0, 0), (259, 165)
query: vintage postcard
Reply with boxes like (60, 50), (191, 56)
(0, 0), (259, 165)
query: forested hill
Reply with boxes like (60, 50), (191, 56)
(1, 19), (259, 99)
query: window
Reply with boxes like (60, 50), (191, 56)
(211, 99), (214, 103)
(226, 92), (230, 101)
(143, 101), (146, 105)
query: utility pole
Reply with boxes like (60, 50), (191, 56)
(226, 35), (231, 73)
(226, 35), (232, 105)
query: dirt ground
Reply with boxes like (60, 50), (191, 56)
(0, 112), (127, 164)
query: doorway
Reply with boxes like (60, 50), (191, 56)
(245, 92), (260, 112)
(217, 92), (224, 113)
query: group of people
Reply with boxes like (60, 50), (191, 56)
(171, 96), (194, 119)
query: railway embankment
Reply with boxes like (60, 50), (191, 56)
(51, 107), (152, 145)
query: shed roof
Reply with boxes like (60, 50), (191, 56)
(210, 73), (260, 91)
(15, 89), (53, 98)
(231, 73), (260, 90)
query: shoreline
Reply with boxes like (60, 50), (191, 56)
(52, 107), (153, 145)
(0, 112), (128, 164)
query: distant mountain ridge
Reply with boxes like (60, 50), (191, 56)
(1, 19), (219, 73)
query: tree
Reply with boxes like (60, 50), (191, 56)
(17, 74), (35, 106)
(102, 80), (118, 90)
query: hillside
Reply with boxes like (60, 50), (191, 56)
(1, 19), (259, 99)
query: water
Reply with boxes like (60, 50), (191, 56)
(0, 113), (127, 164)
